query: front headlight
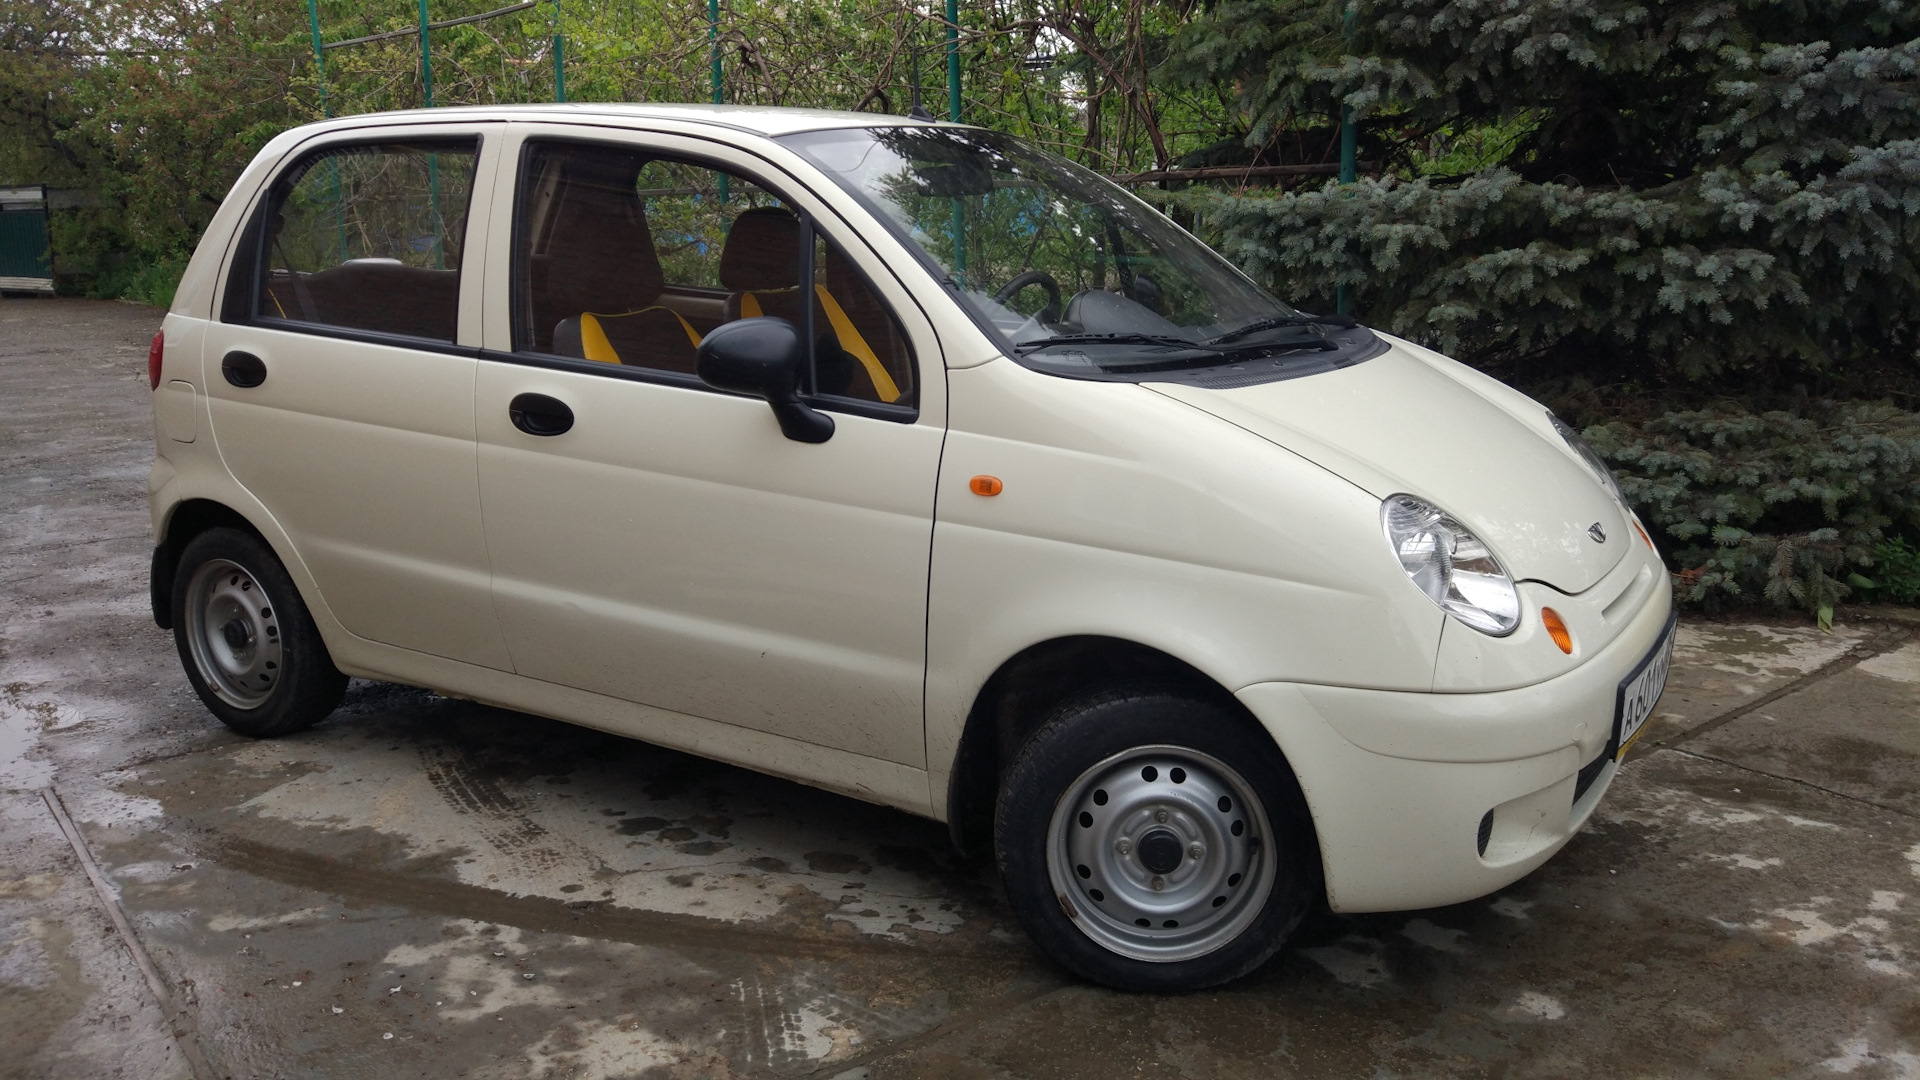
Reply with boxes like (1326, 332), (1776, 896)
(1381, 494), (1520, 636)
(1549, 414), (1626, 507)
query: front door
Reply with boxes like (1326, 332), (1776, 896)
(201, 128), (513, 670)
(473, 130), (941, 766)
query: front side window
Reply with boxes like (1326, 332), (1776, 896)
(511, 139), (915, 409)
(781, 126), (1378, 383)
(250, 139), (478, 342)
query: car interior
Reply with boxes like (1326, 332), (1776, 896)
(252, 138), (914, 407)
(257, 142), (475, 344)
(519, 142), (914, 406)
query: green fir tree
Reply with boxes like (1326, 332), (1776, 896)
(1171, 0), (1920, 392)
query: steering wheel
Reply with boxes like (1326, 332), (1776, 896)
(992, 270), (1064, 324)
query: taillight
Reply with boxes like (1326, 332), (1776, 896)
(148, 331), (165, 390)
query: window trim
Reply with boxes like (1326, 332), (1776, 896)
(501, 134), (920, 421)
(476, 347), (918, 422)
(252, 317), (482, 359)
(222, 134), (485, 349)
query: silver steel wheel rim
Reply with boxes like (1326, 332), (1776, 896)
(184, 558), (283, 710)
(1046, 744), (1276, 963)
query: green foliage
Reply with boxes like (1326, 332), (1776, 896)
(4, 0), (1238, 303)
(1867, 537), (1920, 604)
(2, 0), (304, 295)
(1169, 0), (1920, 391)
(115, 252), (193, 309)
(1584, 403), (1920, 615)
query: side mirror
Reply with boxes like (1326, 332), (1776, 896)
(695, 317), (834, 444)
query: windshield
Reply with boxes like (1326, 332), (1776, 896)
(780, 126), (1346, 376)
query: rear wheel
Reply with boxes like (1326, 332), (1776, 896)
(171, 528), (345, 737)
(995, 687), (1318, 991)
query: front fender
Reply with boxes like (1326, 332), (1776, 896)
(925, 358), (1444, 816)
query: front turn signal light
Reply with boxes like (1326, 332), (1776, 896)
(1541, 607), (1573, 654)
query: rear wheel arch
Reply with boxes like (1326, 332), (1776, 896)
(152, 500), (268, 629)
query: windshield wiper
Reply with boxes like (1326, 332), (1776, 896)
(1015, 332), (1223, 352)
(1204, 313), (1355, 346)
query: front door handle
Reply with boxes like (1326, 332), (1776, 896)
(221, 351), (266, 388)
(508, 392), (574, 436)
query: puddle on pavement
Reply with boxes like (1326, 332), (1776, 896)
(0, 688), (54, 790)
(120, 682), (1001, 950)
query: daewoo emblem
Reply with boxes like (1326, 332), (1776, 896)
(1588, 523), (1608, 544)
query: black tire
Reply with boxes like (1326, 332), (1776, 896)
(995, 686), (1319, 991)
(170, 527), (346, 737)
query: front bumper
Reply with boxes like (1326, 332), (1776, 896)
(1237, 570), (1673, 913)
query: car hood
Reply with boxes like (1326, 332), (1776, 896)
(1147, 342), (1629, 594)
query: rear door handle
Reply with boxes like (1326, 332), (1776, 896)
(221, 351), (266, 388)
(508, 392), (574, 436)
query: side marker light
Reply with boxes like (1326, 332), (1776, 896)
(969, 475), (1003, 496)
(1631, 518), (1653, 549)
(1541, 607), (1573, 655)
(148, 330), (165, 390)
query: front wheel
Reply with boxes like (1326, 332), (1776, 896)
(995, 688), (1318, 991)
(171, 527), (346, 737)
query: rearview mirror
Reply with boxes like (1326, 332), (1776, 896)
(695, 317), (835, 444)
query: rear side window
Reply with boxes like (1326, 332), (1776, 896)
(237, 139), (479, 342)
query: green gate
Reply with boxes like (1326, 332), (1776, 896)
(0, 186), (54, 294)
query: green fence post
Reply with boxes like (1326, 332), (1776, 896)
(709, 0), (723, 104)
(552, 0), (566, 102)
(946, 0), (965, 277)
(306, 0), (331, 117)
(945, 0), (960, 122)
(418, 0), (434, 108)
(307, 0), (347, 262)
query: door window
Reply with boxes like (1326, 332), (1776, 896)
(243, 139), (479, 342)
(511, 139), (915, 409)
(809, 228), (916, 406)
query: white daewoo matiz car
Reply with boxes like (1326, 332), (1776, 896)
(148, 104), (1673, 991)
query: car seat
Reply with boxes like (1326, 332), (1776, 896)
(719, 208), (902, 403)
(541, 153), (700, 373)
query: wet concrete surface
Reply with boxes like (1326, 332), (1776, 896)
(3, 297), (1919, 1078)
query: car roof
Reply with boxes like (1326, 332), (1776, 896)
(299, 103), (944, 138)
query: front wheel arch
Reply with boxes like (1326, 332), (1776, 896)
(945, 637), (1319, 875)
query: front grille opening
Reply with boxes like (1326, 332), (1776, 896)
(1573, 747), (1610, 805)
(1476, 810), (1494, 857)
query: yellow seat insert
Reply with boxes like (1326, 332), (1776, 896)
(737, 287), (901, 404)
(576, 308), (703, 364)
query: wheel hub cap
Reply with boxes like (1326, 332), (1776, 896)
(1046, 744), (1277, 963)
(1137, 829), (1184, 874)
(183, 559), (283, 710)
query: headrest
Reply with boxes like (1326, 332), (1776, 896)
(719, 207), (800, 293)
(542, 152), (665, 313)
(822, 242), (863, 297)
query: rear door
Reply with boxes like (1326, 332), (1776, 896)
(202, 124), (514, 669)
(471, 125), (944, 766)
